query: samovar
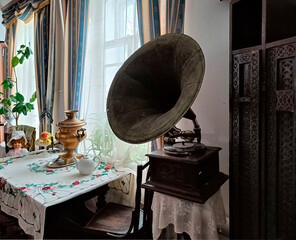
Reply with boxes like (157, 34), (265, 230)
(55, 110), (87, 164)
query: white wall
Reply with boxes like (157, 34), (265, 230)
(180, 0), (230, 217)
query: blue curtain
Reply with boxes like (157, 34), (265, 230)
(3, 21), (18, 129)
(1, 0), (49, 28)
(64, 0), (90, 114)
(166, 0), (185, 34)
(137, 0), (160, 46)
(2, 0), (50, 130)
(136, 0), (185, 151)
(34, 4), (53, 133)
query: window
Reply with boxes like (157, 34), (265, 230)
(14, 19), (39, 137)
(80, 0), (148, 167)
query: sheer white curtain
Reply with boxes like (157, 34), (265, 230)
(79, 0), (149, 172)
(14, 19), (39, 137)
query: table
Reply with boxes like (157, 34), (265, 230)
(152, 190), (226, 240)
(0, 149), (129, 239)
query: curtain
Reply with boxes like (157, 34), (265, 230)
(15, 20), (39, 135)
(51, 0), (67, 135)
(64, 0), (90, 113)
(34, 5), (53, 133)
(1, 0), (50, 29)
(3, 21), (18, 128)
(136, 0), (185, 151)
(2, 0), (49, 132)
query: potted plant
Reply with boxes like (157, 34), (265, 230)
(0, 44), (36, 126)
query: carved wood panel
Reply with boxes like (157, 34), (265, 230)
(266, 43), (296, 239)
(231, 51), (260, 239)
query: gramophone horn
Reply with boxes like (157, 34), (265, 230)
(107, 33), (205, 144)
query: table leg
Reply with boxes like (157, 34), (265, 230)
(96, 184), (109, 211)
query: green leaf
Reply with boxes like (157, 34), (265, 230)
(25, 103), (34, 110)
(11, 56), (19, 67)
(25, 47), (30, 59)
(15, 92), (24, 102)
(0, 92), (3, 96)
(20, 44), (26, 48)
(19, 55), (25, 64)
(2, 78), (13, 89)
(22, 106), (27, 115)
(10, 95), (17, 102)
(17, 50), (23, 54)
(1, 98), (11, 105)
(0, 106), (8, 115)
(12, 102), (23, 113)
(30, 92), (37, 102)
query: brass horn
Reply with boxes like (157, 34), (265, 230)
(106, 33), (205, 144)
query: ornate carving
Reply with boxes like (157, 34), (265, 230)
(266, 43), (296, 239)
(276, 90), (294, 112)
(232, 51), (260, 238)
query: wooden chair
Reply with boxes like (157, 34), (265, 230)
(5, 125), (36, 153)
(68, 162), (150, 239)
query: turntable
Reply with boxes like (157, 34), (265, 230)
(106, 33), (228, 203)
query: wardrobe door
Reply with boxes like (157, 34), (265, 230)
(266, 43), (296, 239)
(231, 50), (261, 239)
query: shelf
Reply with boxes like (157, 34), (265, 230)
(231, 0), (262, 50)
(266, 0), (296, 43)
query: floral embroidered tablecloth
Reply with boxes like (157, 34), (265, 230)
(0, 149), (129, 239)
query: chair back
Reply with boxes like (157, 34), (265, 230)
(5, 125), (36, 153)
(124, 161), (150, 237)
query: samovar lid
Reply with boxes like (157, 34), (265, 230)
(57, 110), (86, 128)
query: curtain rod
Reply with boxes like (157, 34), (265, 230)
(1, 0), (19, 11)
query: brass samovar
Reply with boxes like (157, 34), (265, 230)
(55, 110), (87, 164)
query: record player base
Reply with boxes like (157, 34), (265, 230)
(142, 172), (228, 204)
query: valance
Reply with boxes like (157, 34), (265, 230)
(2, 0), (49, 29)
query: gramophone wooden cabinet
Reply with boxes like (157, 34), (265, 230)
(230, 0), (296, 239)
(142, 147), (228, 204)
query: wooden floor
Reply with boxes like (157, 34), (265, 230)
(0, 209), (229, 239)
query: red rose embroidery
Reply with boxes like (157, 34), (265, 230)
(72, 181), (80, 185)
(96, 174), (102, 177)
(19, 187), (26, 191)
(42, 186), (50, 191)
(46, 170), (54, 172)
(52, 193), (56, 196)
(105, 166), (112, 170)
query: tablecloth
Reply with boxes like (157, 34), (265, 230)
(0, 149), (129, 239)
(152, 190), (226, 240)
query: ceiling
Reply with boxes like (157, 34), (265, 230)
(0, 0), (12, 10)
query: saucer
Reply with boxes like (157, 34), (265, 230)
(46, 158), (74, 168)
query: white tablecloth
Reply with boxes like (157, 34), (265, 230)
(0, 149), (129, 239)
(152, 190), (226, 240)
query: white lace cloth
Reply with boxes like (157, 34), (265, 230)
(152, 190), (226, 240)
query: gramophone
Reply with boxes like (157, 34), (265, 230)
(107, 33), (228, 203)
